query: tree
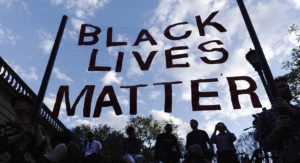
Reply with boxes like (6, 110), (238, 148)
(127, 115), (164, 148)
(126, 115), (184, 161)
(283, 24), (300, 104)
(72, 124), (92, 150)
(236, 131), (275, 163)
(70, 116), (184, 162)
(72, 124), (125, 162)
(235, 131), (259, 156)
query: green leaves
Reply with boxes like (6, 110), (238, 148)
(283, 25), (300, 105)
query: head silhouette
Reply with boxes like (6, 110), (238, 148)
(165, 124), (173, 134)
(87, 131), (94, 142)
(274, 76), (292, 101)
(11, 95), (34, 117)
(216, 122), (226, 133)
(190, 119), (198, 130)
(189, 144), (204, 159)
(126, 126), (135, 138)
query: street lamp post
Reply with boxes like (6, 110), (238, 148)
(246, 49), (273, 102)
(237, 0), (277, 100)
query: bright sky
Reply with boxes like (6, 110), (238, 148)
(1, 0), (300, 139)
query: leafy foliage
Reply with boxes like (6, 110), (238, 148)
(72, 124), (125, 162)
(71, 115), (184, 162)
(283, 24), (300, 104)
(126, 115), (184, 161)
(72, 124), (92, 149)
(126, 115), (164, 148)
(235, 131), (259, 157)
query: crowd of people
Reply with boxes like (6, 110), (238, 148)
(0, 75), (300, 163)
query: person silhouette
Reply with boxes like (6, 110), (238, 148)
(123, 126), (143, 163)
(185, 119), (214, 162)
(154, 124), (181, 163)
(211, 122), (239, 163)
(83, 131), (102, 163)
(254, 76), (300, 162)
(0, 95), (46, 163)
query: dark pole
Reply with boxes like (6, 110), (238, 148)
(31, 15), (68, 123)
(257, 70), (273, 102)
(237, 0), (277, 100)
(246, 49), (273, 102)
